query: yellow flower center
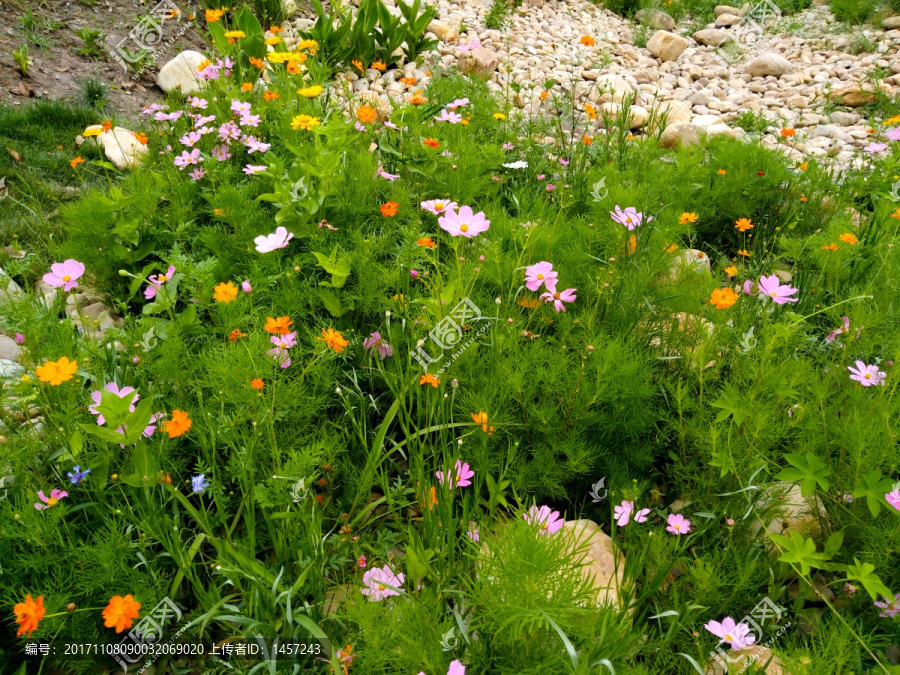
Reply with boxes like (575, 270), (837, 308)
(865, 373), (872, 379)
(540, 523), (548, 530)
(771, 291), (777, 297)
(435, 202), (444, 210)
(47, 498), (58, 506)
(460, 224), (468, 232)
(378, 584), (385, 591)
(553, 292), (560, 299)
(62, 275), (71, 282)
(159, 275), (168, 282)
(537, 274), (544, 280)
(725, 634), (734, 642)
(626, 217), (632, 223)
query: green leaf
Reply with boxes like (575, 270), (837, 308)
(852, 470), (894, 518)
(823, 529), (844, 558)
(770, 531), (828, 576)
(79, 423), (127, 446)
(710, 386), (749, 426)
(845, 558), (893, 601)
(69, 429), (83, 458)
(317, 288), (347, 317)
(775, 451), (831, 497)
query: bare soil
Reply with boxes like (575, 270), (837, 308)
(0, 0), (208, 117)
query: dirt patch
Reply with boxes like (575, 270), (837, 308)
(0, 0), (208, 117)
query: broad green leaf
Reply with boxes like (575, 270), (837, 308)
(770, 531), (828, 576)
(845, 558), (893, 601)
(775, 452), (831, 497)
(852, 470), (894, 518)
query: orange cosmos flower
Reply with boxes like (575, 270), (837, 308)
(423, 138), (439, 149)
(381, 201), (399, 217)
(518, 297), (541, 309)
(471, 411), (495, 435)
(421, 484), (438, 510)
(241, 82), (253, 92)
(584, 104), (597, 120)
(36, 357), (77, 385)
(735, 218), (754, 232)
(822, 242), (839, 251)
(286, 61), (302, 74)
(839, 233), (858, 245)
(724, 265), (738, 277)
(417, 237), (435, 248)
(371, 61), (386, 70)
(101, 119), (113, 133)
(408, 95), (427, 105)
(580, 35), (595, 46)
(70, 156), (85, 168)
(799, 162), (808, 171)
(539, 91), (549, 100)
(663, 242), (678, 253)
(263, 91), (280, 101)
(717, 169), (727, 175)
(582, 135), (593, 145)
(161, 410), (192, 438)
(270, 25), (284, 33)
(14, 595), (46, 637)
(710, 287), (738, 309)
(317, 328), (349, 353)
(197, 59), (211, 72)
(352, 59), (364, 71)
(265, 316), (294, 335)
(679, 212), (698, 224)
(251, 378), (265, 391)
(737, 249), (750, 257)
(420, 373), (439, 388)
(249, 57), (264, 69)
(357, 105), (377, 123)
(103, 595), (141, 633)
(214, 282), (238, 303)
(400, 77), (416, 85)
(206, 8), (224, 21)
(134, 132), (149, 145)
(624, 234), (637, 254)
(780, 128), (796, 137)
(891, 208), (900, 220)
(229, 329), (247, 342)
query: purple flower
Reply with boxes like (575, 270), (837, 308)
(539, 283), (577, 312)
(14, 333), (24, 344)
(436, 459), (474, 489)
(614, 500), (633, 526)
(144, 265), (176, 300)
(174, 149), (202, 170)
(524, 261), (557, 292)
(243, 164), (268, 175)
(523, 504), (564, 535)
(886, 489), (900, 512)
(757, 274), (798, 304)
(361, 565), (405, 602)
(704, 617), (756, 651)
(865, 142), (888, 154)
(191, 474), (210, 494)
(241, 280), (252, 293)
(742, 279), (755, 295)
(89, 382), (138, 425)
(435, 109), (462, 124)
(43, 259), (85, 291)
(66, 465), (91, 485)
(218, 122), (241, 142)
(874, 593), (900, 618)
(502, 143), (516, 150)
(35, 489), (68, 511)
(848, 360), (886, 386)
(666, 513), (691, 535)
(467, 522), (480, 542)
(355, 122), (367, 132)
(610, 205), (650, 230)
(363, 332), (393, 360)
(826, 316), (850, 344)
(189, 167), (206, 181)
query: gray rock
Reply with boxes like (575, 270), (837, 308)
(635, 8), (675, 31)
(647, 31), (689, 62)
(157, 50), (206, 95)
(659, 123), (701, 148)
(692, 29), (729, 47)
(883, 16), (900, 30)
(746, 53), (796, 77)
(0, 336), (20, 362)
(459, 47), (501, 75)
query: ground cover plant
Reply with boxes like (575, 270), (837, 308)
(2, 6), (900, 675)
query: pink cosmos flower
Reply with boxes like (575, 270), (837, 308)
(142, 103), (163, 116)
(254, 226), (294, 253)
(219, 122), (241, 142)
(826, 316), (850, 344)
(43, 259), (85, 291)
(240, 113), (261, 128)
(438, 206), (490, 238)
(886, 489), (900, 512)
(376, 165), (400, 181)
(874, 593), (900, 618)
(211, 144), (231, 162)
(447, 661), (466, 675)
(243, 164), (268, 175)
(435, 109), (462, 124)
(614, 500), (634, 526)
(35, 489), (69, 511)
(155, 110), (183, 122)
(546, 184), (555, 192)
(363, 332), (393, 360)
(436, 459), (474, 489)
(267, 347), (291, 369)
(848, 360), (886, 386)
(704, 617), (756, 651)
(524, 261), (558, 292)
(421, 199), (458, 215)
(887, 128), (900, 141)
(634, 507), (650, 523)
(865, 142), (888, 154)
(231, 100), (251, 115)
(242, 280), (252, 293)
(361, 565), (405, 602)
(144, 265), (176, 300)
(244, 137), (270, 154)
(15, 333), (24, 344)
(610, 205), (650, 230)
(539, 284), (577, 312)
(742, 279), (755, 295)
(271, 332), (297, 350)
(180, 131), (202, 147)
(189, 167), (206, 181)
(194, 114), (217, 127)
(447, 98), (469, 109)
(467, 522), (480, 542)
(666, 513), (691, 535)
(757, 275), (798, 304)
(355, 122), (367, 132)
(502, 142), (515, 150)
(523, 504), (564, 535)
(174, 149), (202, 170)
(89, 382), (137, 425)
(357, 556), (367, 568)
(189, 96), (208, 109)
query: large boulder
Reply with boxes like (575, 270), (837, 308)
(459, 47), (500, 75)
(647, 30), (689, 62)
(0, 335), (20, 362)
(883, 15), (900, 29)
(157, 50), (207, 94)
(752, 483), (828, 539)
(595, 73), (639, 105)
(635, 8), (675, 30)
(82, 126), (148, 170)
(746, 53), (795, 78)
(659, 122), (701, 148)
(561, 519), (627, 609)
(692, 28), (729, 47)
(829, 86), (881, 107)
(427, 20), (458, 42)
(715, 12), (744, 25)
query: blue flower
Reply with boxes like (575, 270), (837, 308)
(67, 465), (91, 485)
(191, 474), (210, 494)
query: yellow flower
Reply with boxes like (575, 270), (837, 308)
(710, 287), (738, 309)
(291, 114), (320, 131)
(205, 8), (224, 22)
(679, 212), (698, 224)
(724, 265), (738, 277)
(82, 127), (102, 138)
(224, 30), (246, 44)
(297, 39), (319, 54)
(264, 36), (282, 45)
(213, 281), (238, 303)
(493, 113), (506, 120)
(36, 357), (78, 385)
(297, 85), (323, 98)
(317, 328), (349, 353)
(420, 373), (439, 388)
(839, 233), (858, 245)
(584, 104), (597, 120)
(197, 59), (211, 72)
(735, 218), (754, 232)
(736, 249), (750, 257)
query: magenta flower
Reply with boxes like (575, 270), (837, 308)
(242, 280), (252, 293)
(874, 593), (900, 618)
(467, 522), (480, 542)
(189, 167), (206, 181)
(421, 199), (458, 215)
(848, 360), (886, 386)
(376, 165), (400, 181)
(89, 382), (138, 425)
(436, 459), (474, 489)
(243, 164), (268, 175)
(610, 205), (650, 230)
(634, 507), (650, 523)
(613, 500), (634, 526)
(144, 265), (176, 299)
(826, 316), (850, 344)
(363, 332), (393, 360)
(35, 489), (69, 511)
(438, 206), (490, 238)
(253, 227), (293, 254)
(15, 333), (24, 344)
(546, 184), (555, 192)
(43, 259), (85, 291)
(435, 109), (462, 124)
(523, 504), (564, 535)
(666, 513), (691, 535)
(524, 261), (558, 292)
(361, 565), (405, 602)
(174, 149), (202, 170)
(757, 274), (798, 304)
(357, 556), (367, 568)
(539, 285), (577, 312)
(742, 279), (755, 295)
(704, 617), (756, 651)
(886, 489), (900, 512)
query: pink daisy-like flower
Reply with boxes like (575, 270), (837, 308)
(361, 565), (405, 602)
(421, 199), (458, 215)
(231, 100), (251, 115)
(436, 459), (474, 489)
(243, 164), (268, 175)
(435, 109), (462, 124)
(144, 265), (176, 300)
(211, 144), (231, 162)
(886, 489), (900, 512)
(35, 488), (69, 511)
(524, 261), (558, 292)
(447, 98), (469, 110)
(43, 259), (85, 291)
(610, 205), (650, 230)
(89, 382), (138, 425)
(254, 226), (293, 253)
(757, 274), (798, 304)
(613, 500), (633, 526)
(376, 165), (400, 181)
(539, 283), (577, 313)
(742, 279), (755, 295)
(666, 512), (691, 535)
(634, 507), (650, 523)
(363, 332), (393, 360)
(887, 128), (900, 142)
(438, 206), (490, 238)
(704, 617), (756, 651)
(189, 167), (206, 181)
(180, 131), (202, 147)
(848, 360), (886, 387)
(874, 593), (900, 618)
(467, 522), (480, 542)
(174, 149), (202, 170)
(523, 504), (564, 535)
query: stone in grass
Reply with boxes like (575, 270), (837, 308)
(157, 50), (207, 95)
(0, 335), (21, 363)
(647, 31), (689, 62)
(561, 519), (628, 610)
(704, 645), (785, 674)
(635, 8), (675, 31)
(751, 482), (828, 540)
(81, 126), (148, 170)
(883, 16), (900, 29)
(714, 13), (744, 26)
(0, 277), (22, 305)
(459, 47), (501, 76)
(746, 54), (795, 78)
(828, 86), (881, 108)
(659, 122), (701, 149)
(669, 249), (711, 280)
(595, 73), (639, 105)
(645, 313), (717, 369)
(692, 29), (729, 47)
